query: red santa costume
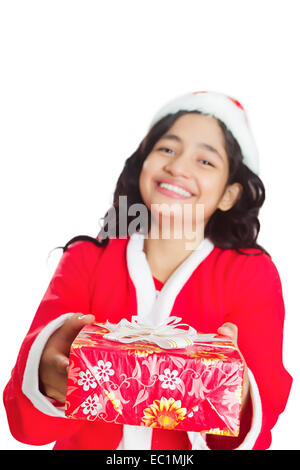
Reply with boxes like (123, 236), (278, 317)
(3, 91), (293, 449)
(3, 234), (292, 449)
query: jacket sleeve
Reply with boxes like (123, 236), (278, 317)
(221, 253), (293, 450)
(3, 241), (103, 446)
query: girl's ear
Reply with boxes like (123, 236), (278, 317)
(218, 183), (243, 212)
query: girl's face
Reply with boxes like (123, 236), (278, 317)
(139, 113), (242, 234)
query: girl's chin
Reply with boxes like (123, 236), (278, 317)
(148, 194), (197, 207)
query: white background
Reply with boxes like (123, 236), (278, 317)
(0, 0), (299, 450)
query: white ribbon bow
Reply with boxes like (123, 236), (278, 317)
(102, 316), (231, 349)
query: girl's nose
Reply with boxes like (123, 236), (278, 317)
(164, 153), (191, 178)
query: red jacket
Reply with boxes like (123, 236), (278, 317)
(3, 234), (292, 449)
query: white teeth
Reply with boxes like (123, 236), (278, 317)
(159, 182), (192, 197)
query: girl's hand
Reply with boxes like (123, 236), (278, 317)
(38, 312), (95, 403)
(206, 323), (252, 449)
(217, 322), (250, 411)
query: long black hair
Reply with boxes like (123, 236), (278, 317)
(59, 110), (270, 257)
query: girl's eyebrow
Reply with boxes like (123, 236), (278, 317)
(160, 134), (224, 161)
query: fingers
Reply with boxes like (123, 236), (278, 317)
(43, 377), (68, 404)
(57, 312), (95, 345)
(218, 322), (248, 365)
(39, 312), (95, 404)
(217, 322), (250, 411)
(39, 352), (70, 403)
(217, 322), (238, 344)
(54, 352), (70, 375)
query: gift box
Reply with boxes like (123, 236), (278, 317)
(65, 319), (244, 436)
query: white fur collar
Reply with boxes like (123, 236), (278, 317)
(126, 232), (215, 324)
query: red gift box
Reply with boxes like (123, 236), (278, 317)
(65, 322), (244, 436)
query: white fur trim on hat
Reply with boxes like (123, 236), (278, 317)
(149, 91), (259, 175)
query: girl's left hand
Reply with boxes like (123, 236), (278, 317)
(217, 322), (250, 411)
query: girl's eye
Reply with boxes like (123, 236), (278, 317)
(158, 147), (175, 154)
(157, 147), (213, 166)
(198, 159), (213, 167)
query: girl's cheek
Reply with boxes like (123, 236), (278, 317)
(140, 157), (159, 188)
(141, 160), (151, 173)
(139, 166), (153, 203)
(142, 153), (159, 170)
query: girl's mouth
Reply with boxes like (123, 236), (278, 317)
(155, 181), (194, 199)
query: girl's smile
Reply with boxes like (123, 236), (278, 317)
(154, 179), (195, 199)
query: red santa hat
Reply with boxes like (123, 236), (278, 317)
(149, 91), (259, 175)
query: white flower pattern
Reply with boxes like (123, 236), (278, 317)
(81, 394), (102, 416)
(92, 360), (115, 382)
(77, 369), (97, 391)
(158, 368), (181, 390)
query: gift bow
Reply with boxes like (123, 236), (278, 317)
(102, 316), (231, 349)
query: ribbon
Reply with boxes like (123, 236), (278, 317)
(101, 316), (232, 349)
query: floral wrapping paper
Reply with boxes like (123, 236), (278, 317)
(65, 323), (244, 436)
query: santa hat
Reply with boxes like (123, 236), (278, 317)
(149, 91), (259, 175)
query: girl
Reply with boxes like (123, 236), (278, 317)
(3, 91), (292, 450)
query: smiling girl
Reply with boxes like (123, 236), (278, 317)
(4, 91), (292, 450)
(139, 111), (244, 279)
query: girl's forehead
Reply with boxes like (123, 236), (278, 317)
(161, 113), (226, 154)
(166, 113), (222, 135)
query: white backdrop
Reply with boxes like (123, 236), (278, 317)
(0, 0), (299, 450)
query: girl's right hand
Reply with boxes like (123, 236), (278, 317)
(38, 312), (95, 403)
